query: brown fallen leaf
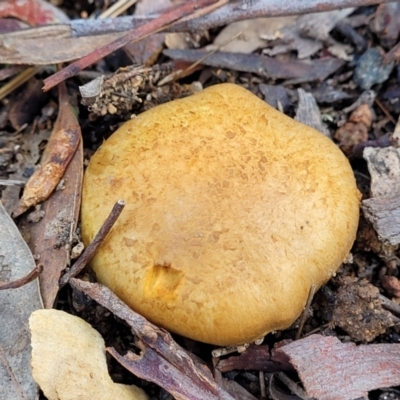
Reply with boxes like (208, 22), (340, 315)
(29, 309), (148, 400)
(18, 128), (83, 308)
(70, 279), (235, 400)
(277, 334), (400, 400)
(334, 103), (372, 155)
(13, 82), (81, 218)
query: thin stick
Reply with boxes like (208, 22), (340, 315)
(42, 0), (220, 91)
(99, 0), (138, 19)
(59, 199), (125, 287)
(295, 284), (316, 340)
(276, 372), (311, 400)
(0, 264), (43, 290)
(259, 371), (267, 400)
(0, 66), (42, 101)
(379, 294), (400, 316)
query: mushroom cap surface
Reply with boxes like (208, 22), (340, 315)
(81, 83), (360, 346)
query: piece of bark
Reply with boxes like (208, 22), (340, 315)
(164, 49), (345, 82)
(19, 128), (83, 308)
(216, 345), (292, 373)
(70, 279), (235, 400)
(370, 2), (400, 49)
(332, 277), (394, 342)
(13, 83), (81, 217)
(277, 334), (400, 400)
(362, 147), (400, 245)
(295, 88), (329, 136)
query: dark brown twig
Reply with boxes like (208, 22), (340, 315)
(59, 199), (125, 287)
(295, 285), (316, 340)
(42, 0), (221, 91)
(0, 264), (43, 290)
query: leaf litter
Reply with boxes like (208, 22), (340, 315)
(2, 0), (400, 399)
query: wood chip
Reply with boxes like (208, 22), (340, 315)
(277, 334), (400, 400)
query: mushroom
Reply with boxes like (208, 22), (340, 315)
(29, 309), (148, 400)
(81, 83), (360, 346)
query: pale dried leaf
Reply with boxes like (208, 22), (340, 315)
(29, 309), (148, 400)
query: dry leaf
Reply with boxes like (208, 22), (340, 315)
(0, 200), (43, 399)
(29, 309), (148, 400)
(13, 84), (81, 217)
(277, 334), (400, 400)
(334, 104), (372, 155)
(211, 17), (297, 54)
(19, 132), (83, 308)
(0, 0), (69, 25)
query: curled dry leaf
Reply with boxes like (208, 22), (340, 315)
(29, 309), (148, 400)
(13, 83), (81, 218)
(334, 103), (372, 155)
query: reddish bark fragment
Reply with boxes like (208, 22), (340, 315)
(277, 334), (400, 400)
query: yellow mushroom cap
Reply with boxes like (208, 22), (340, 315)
(81, 83), (360, 346)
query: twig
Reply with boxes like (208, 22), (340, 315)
(0, 66), (42, 101)
(59, 199), (125, 287)
(0, 264), (43, 290)
(98, 0), (138, 19)
(295, 284), (316, 340)
(379, 294), (400, 316)
(276, 372), (311, 400)
(53, 0), (397, 38)
(259, 371), (267, 400)
(42, 0), (221, 91)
